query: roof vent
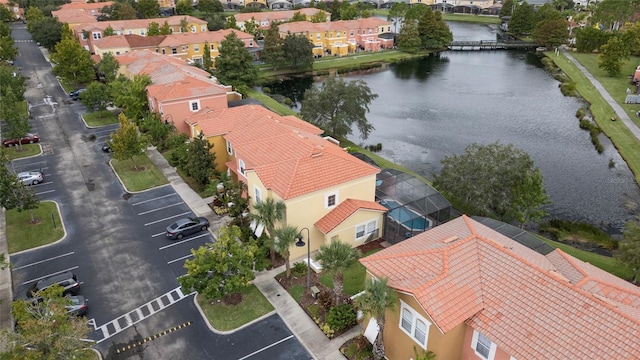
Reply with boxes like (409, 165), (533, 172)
(442, 236), (458, 244)
(591, 293), (618, 307)
(323, 136), (340, 145)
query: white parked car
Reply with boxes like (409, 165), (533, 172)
(18, 171), (43, 186)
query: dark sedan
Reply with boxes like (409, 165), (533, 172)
(69, 88), (86, 100)
(3, 133), (40, 147)
(166, 217), (209, 240)
(66, 295), (88, 317)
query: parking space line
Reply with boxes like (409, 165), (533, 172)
(132, 193), (178, 206)
(167, 253), (193, 265)
(12, 251), (74, 271)
(30, 181), (53, 187)
(144, 212), (191, 226)
(151, 232), (165, 238)
(138, 202), (184, 215)
(36, 190), (55, 196)
(20, 266), (79, 285)
(159, 233), (209, 250)
(238, 335), (295, 360)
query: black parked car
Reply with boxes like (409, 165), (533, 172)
(69, 88), (86, 100)
(66, 295), (88, 317)
(166, 217), (209, 240)
(26, 271), (80, 298)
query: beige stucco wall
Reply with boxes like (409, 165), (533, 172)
(460, 326), (512, 360)
(94, 46), (131, 57)
(321, 209), (384, 247)
(381, 292), (466, 360)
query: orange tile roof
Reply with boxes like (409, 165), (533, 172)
(58, 1), (113, 11)
(73, 15), (206, 34)
(52, 9), (98, 24)
(235, 8), (330, 24)
(278, 18), (391, 34)
(185, 105), (379, 199)
(157, 29), (253, 47)
(146, 77), (227, 101)
(360, 215), (640, 360)
(315, 199), (387, 234)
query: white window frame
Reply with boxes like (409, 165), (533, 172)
(238, 159), (246, 176)
(325, 192), (338, 208)
(254, 186), (262, 204)
(471, 329), (497, 360)
(194, 44), (200, 52)
(189, 100), (200, 112)
(399, 300), (431, 349)
(190, 25), (196, 33)
(201, 25), (206, 32)
(81, 33), (87, 40)
(92, 32), (101, 40)
(140, 30), (145, 35)
(355, 219), (377, 241)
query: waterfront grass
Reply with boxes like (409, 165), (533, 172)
(245, 89), (297, 116)
(110, 155), (168, 191)
(548, 51), (640, 183)
(83, 110), (119, 127)
(570, 53), (640, 128)
(6, 201), (64, 254)
(196, 285), (274, 331)
(4, 143), (41, 160)
(372, 10), (500, 24)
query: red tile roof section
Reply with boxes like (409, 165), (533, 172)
(278, 18), (390, 34)
(146, 77), (227, 101)
(73, 15), (207, 34)
(186, 105), (379, 199)
(360, 215), (640, 360)
(315, 199), (387, 234)
(235, 8), (330, 23)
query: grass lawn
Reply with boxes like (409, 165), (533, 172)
(83, 110), (119, 127)
(312, 50), (427, 72)
(548, 51), (640, 183)
(372, 9), (500, 24)
(3, 144), (41, 160)
(111, 154), (168, 192)
(538, 236), (633, 280)
(245, 89), (297, 116)
(289, 284), (305, 302)
(6, 201), (65, 254)
(319, 249), (383, 296)
(196, 285), (274, 331)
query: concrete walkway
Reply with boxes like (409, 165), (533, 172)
(561, 48), (640, 139)
(146, 148), (353, 359)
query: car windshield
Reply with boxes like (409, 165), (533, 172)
(168, 223), (179, 230)
(68, 297), (81, 305)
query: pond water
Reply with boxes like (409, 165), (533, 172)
(262, 22), (640, 233)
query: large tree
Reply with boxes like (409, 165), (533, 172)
(283, 32), (314, 70)
(397, 20), (422, 53)
(176, 0), (194, 15)
(136, 0), (160, 18)
(81, 82), (111, 115)
(599, 36), (629, 77)
(417, 8), (452, 49)
(508, 1), (535, 36)
(433, 142), (550, 226)
(500, 0), (516, 17)
(617, 217), (640, 284)
(310, 10), (327, 23)
(109, 74), (152, 120)
(0, 32), (17, 63)
(179, 225), (257, 300)
(250, 198), (286, 262)
(98, 52), (120, 83)
(300, 76), (378, 140)
(51, 38), (95, 85)
(1, 87), (30, 151)
(206, 13), (227, 31)
(271, 225), (299, 278)
(593, 0), (636, 31)
(198, 0), (224, 14)
(27, 16), (63, 51)
(355, 278), (398, 360)
(214, 31), (257, 89)
(0, 151), (38, 218)
(203, 41), (213, 71)
(388, 2), (408, 33)
(261, 22), (286, 69)
(405, 3), (429, 22)
(109, 113), (149, 170)
(315, 240), (360, 304)
(533, 18), (569, 48)
(1, 286), (93, 359)
(184, 132), (217, 188)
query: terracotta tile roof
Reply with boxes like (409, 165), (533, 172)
(157, 29), (253, 47)
(92, 34), (134, 49)
(73, 15), (206, 34)
(58, 1), (113, 11)
(360, 215), (640, 360)
(146, 77), (227, 101)
(52, 9), (98, 24)
(234, 8), (330, 24)
(185, 105), (379, 199)
(278, 18), (391, 34)
(315, 199), (387, 234)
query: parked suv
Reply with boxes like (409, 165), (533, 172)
(26, 271), (80, 298)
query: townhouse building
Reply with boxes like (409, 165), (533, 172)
(234, 8), (330, 30)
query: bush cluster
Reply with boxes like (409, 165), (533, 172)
(325, 304), (357, 333)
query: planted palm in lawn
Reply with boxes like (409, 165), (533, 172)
(315, 241), (361, 304)
(6, 201), (64, 253)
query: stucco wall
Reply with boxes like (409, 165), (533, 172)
(461, 326), (512, 360)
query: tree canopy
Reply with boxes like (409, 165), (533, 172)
(354, 278), (397, 360)
(617, 217), (640, 283)
(315, 240), (360, 304)
(300, 76), (378, 140)
(136, 0), (160, 18)
(260, 22), (286, 69)
(214, 31), (257, 89)
(109, 113), (149, 170)
(417, 8), (452, 49)
(387, 2), (408, 33)
(198, 0), (224, 14)
(81, 82), (111, 114)
(98, 52), (120, 83)
(184, 132), (217, 188)
(599, 36), (629, 76)
(51, 38), (95, 85)
(433, 142), (550, 227)
(508, 1), (535, 36)
(283, 33), (314, 70)
(109, 74), (152, 120)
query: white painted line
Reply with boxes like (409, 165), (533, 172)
(87, 318), (97, 330)
(112, 320), (121, 332)
(238, 335), (295, 360)
(167, 253), (193, 265)
(35, 190), (55, 196)
(151, 232), (165, 238)
(159, 233), (209, 250)
(124, 314), (132, 326)
(101, 326), (110, 339)
(144, 212), (191, 226)
(30, 181), (53, 187)
(135, 308), (144, 319)
(20, 266), (79, 285)
(176, 287), (185, 299)
(138, 202), (184, 215)
(12, 251), (75, 271)
(131, 193), (178, 206)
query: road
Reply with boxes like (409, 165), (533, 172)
(7, 22), (310, 360)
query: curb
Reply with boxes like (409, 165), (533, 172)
(7, 143), (43, 161)
(191, 293), (278, 335)
(107, 159), (171, 194)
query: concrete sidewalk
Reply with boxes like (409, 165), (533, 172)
(145, 147), (353, 359)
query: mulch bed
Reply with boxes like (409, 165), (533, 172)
(339, 334), (373, 360)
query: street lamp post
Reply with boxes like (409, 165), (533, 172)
(295, 227), (311, 290)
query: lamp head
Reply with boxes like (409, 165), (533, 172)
(295, 234), (305, 248)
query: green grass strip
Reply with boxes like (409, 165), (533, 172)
(4, 144), (41, 161)
(196, 285), (274, 331)
(83, 110), (119, 127)
(6, 201), (64, 254)
(111, 154), (168, 192)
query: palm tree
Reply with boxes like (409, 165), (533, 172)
(250, 198), (286, 262)
(355, 278), (397, 360)
(315, 240), (360, 304)
(271, 225), (299, 278)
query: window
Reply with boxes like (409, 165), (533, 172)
(182, 45), (188, 52)
(249, 40), (253, 47)
(162, 48), (166, 54)
(190, 25), (196, 33)
(140, 30), (145, 35)
(238, 159), (246, 176)
(254, 186), (262, 203)
(356, 220), (377, 241)
(399, 300), (431, 348)
(226, 140), (233, 155)
(194, 44), (200, 52)
(172, 48), (177, 54)
(325, 192), (338, 208)
(92, 32), (101, 40)
(210, 44), (215, 50)
(81, 33), (87, 40)
(201, 25), (206, 32)
(128, 30), (133, 35)
(189, 100), (200, 112)
(471, 330), (497, 360)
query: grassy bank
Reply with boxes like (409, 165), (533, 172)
(548, 51), (640, 183)
(372, 10), (500, 24)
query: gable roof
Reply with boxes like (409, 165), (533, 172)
(73, 15), (206, 34)
(185, 105), (379, 199)
(360, 215), (640, 360)
(278, 18), (391, 34)
(234, 8), (330, 24)
(146, 77), (228, 101)
(52, 8), (98, 24)
(315, 199), (387, 234)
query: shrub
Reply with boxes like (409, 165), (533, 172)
(576, 108), (586, 119)
(284, 97), (293, 106)
(317, 290), (334, 311)
(262, 86), (271, 93)
(326, 304), (357, 333)
(292, 262), (307, 277)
